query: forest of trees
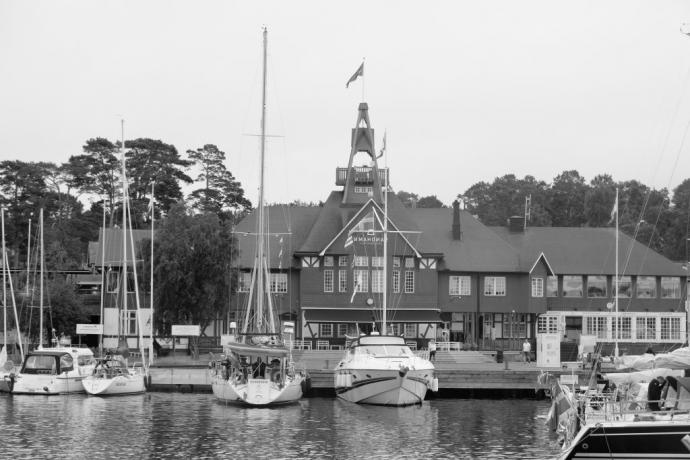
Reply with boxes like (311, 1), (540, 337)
(2, 136), (688, 338)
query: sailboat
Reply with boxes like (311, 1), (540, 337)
(208, 27), (307, 406)
(3, 208), (96, 395)
(83, 120), (148, 396)
(333, 130), (437, 406)
(0, 208), (23, 392)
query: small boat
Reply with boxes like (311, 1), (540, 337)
(82, 356), (146, 396)
(208, 27), (307, 406)
(335, 334), (436, 406)
(4, 346), (95, 395)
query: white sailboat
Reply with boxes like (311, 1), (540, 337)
(209, 27), (306, 406)
(83, 119), (148, 396)
(4, 208), (96, 395)
(333, 132), (437, 406)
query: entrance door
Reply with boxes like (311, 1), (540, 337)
(564, 316), (582, 342)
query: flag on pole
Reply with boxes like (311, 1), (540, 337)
(344, 229), (354, 248)
(346, 62), (364, 88)
(379, 131), (387, 157)
(609, 196), (618, 224)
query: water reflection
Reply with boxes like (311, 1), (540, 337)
(0, 394), (561, 459)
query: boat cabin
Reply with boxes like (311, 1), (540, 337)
(21, 348), (94, 375)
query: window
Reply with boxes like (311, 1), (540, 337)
(661, 277), (681, 299)
(616, 276), (632, 298)
(371, 256), (383, 268)
(121, 310), (137, 335)
(612, 316), (631, 340)
(354, 269), (368, 292)
(537, 316), (559, 334)
(562, 276), (583, 297)
(323, 270), (334, 293)
(661, 317), (681, 341)
(371, 270), (384, 293)
(339, 270), (347, 293)
(324, 256), (334, 267)
(319, 323), (333, 337)
(531, 277), (544, 297)
(270, 273), (288, 293)
(404, 324), (417, 338)
(484, 277), (506, 296)
(337, 324), (349, 337)
(449, 276), (471, 296)
(354, 186), (373, 194)
(393, 257), (401, 268)
(354, 256), (368, 267)
(636, 276), (656, 298)
(585, 316), (607, 339)
(393, 270), (400, 293)
(404, 271), (415, 293)
(339, 256), (348, 267)
(405, 257), (415, 268)
(546, 276), (558, 297)
(636, 317), (656, 340)
(587, 275), (607, 298)
(238, 272), (252, 292)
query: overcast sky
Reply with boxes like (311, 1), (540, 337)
(2, 0), (690, 207)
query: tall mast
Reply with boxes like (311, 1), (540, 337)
(382, 159), (388, 335)
(149, 182), (155, 367)
(99, 203), (106, 355)
(614, 188), (619, 359)
(255, 26), (268, 332)
(39, 208), (44, 348)
(26, 219), (31, 297)
(121, 119), (127, 336)
(2, 209), (6, 350)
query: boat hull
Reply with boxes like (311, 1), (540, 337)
(4, 374), (87, 395)
(561, 419), (690, 460)
(210, 374), (305, 406)
(82, 373), (146, 396)
(335, 368), (431, 406)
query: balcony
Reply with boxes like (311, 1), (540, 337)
(335, 167), (388, 186)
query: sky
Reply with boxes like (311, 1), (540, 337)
(2, 0), (690, 207)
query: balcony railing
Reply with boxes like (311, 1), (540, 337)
(336, 167), (388, 186)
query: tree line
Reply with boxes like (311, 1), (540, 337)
(399, 170), (690, 262)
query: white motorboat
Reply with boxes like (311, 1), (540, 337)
(4, 346), (95, 395)
(82, 356), (146, 396)
(335, 334), (436, 406)
(209, 27), (306, 406)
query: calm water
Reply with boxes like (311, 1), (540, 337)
(0, 393), (562, 459)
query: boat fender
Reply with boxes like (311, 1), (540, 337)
(301, 376), (312, 394)
(398, 366), (409, 378)
(5, 373), (15, 393)
(144, 374), (151, 389)
(431, 377), (439, 392)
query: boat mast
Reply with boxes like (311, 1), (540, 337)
(121, 119), (127, 340)
(2, 209), (6, 351)
(382, 159), (388, 335)
(256, 26), (268, 333)
(99, 203), (106, 356)
(149, 182), (155, 367)
(26, 219), (30, 297)
(39, 208), (44, 348)
(614, 187), (619, 359)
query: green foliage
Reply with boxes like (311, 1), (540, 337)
(144, 203), (235, 337)
(43, 277), (91, 340)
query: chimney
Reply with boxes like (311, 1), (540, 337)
(452, 200), (462, 240)
(508, 216), (524, 233)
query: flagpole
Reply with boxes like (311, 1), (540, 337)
(361, 58), (365, 102)
(614, 188), (619, 359)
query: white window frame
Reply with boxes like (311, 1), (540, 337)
(405, 257), (415, 268)
(324, 256), (334, 267)
(636, 317), (656, 340)
(238, 272), (251, 292)
(354, 269), (369, 292)
(449, 276), (471, 296)
(339, 269), (347, 293)
(661, 317), (681, 341)
(484, 276), (506, 296)
(636, 276), (657, 299)
(404, 270), (415, 293)
(587, 275), (607, 298)
(337, 323), (349, 337)
(339, 256), (348, 267)
(354, 256), (368, 267)
(393, 257), (401, 268)
(531, 277), (544, 298)
(661, 277), (681, 299)
(371, 269), (384, 293)
(393, 270), (400, 293)
(319, 323), (333, 337)
(323, 269), (334, 293)
(270, 273), (288, 293)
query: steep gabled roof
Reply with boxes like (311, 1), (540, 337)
(406, 208), (522, 272)
(90, 228), (151, 267)
(490, 226), (686, 276)
(234, 205), (321, 268)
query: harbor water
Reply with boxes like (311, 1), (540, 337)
(0, 393), (562, 459)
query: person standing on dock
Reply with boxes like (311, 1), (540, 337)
(522, 339), (532, 365)
(428, 340), (436, 362)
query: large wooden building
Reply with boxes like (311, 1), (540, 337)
(232, 102), (688, 355)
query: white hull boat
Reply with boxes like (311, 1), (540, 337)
(210, 375), (305, 406)
(83, 357), (146, 396)
(3, 347), (95, 395)
(335, 335), (436, 406)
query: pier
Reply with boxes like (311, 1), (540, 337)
(147, 350), (592, 395)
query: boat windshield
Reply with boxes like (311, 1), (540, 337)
(22, 355), (58, 374)
(357, 345), (413, 357)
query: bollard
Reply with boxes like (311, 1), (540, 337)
(504, 358), (509, 370)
